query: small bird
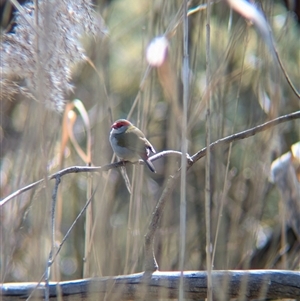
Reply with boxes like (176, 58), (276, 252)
(109, 119), (156, 172)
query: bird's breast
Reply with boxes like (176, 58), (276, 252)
(109, 133), (139, 162)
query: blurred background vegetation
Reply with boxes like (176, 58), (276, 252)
(0, 0), (299, 288)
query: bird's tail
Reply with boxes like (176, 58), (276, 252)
(144, 159), (156, 173)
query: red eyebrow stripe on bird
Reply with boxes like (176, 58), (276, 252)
(112, 122), (123, 129)
(112, 120), (131, 129)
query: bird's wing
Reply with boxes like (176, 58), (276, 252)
(115, 130), (146, 154)
(117, 129), (155, 156)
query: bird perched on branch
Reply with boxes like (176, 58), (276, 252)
(109, 119), (156, 172)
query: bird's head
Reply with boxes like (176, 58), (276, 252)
(111, 119), (132, 129)
(111, 119), (134, 134)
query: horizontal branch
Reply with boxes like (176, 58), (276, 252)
(191, 110), (300, 162)
(0, 151), (185, 207)
(1, 270), (299, 300)
(1, 110), (299, 208)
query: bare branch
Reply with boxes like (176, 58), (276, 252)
(1, 110), (299, 209)
(0, 151), (187, 207)
(273, 39), (300, 99)
(191, 110), (300, 162)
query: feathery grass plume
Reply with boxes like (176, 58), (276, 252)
(0, 0), (107, 112)
(0, 78), (20, 101)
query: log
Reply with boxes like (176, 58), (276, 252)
(1, 270), (300, 300)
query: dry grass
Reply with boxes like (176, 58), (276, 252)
(0, 0), (299, 299)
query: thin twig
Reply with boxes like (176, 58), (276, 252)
(272, 38), (300, 99)
(25, 183), (98, 300)
(144, 174), (181, 272)
(212, 25), (250, 266)
(45, 176), (61, 300)
(83, 172), (93, 278)
(179, 1), (189, 300)
(205, 0), (213, 300)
